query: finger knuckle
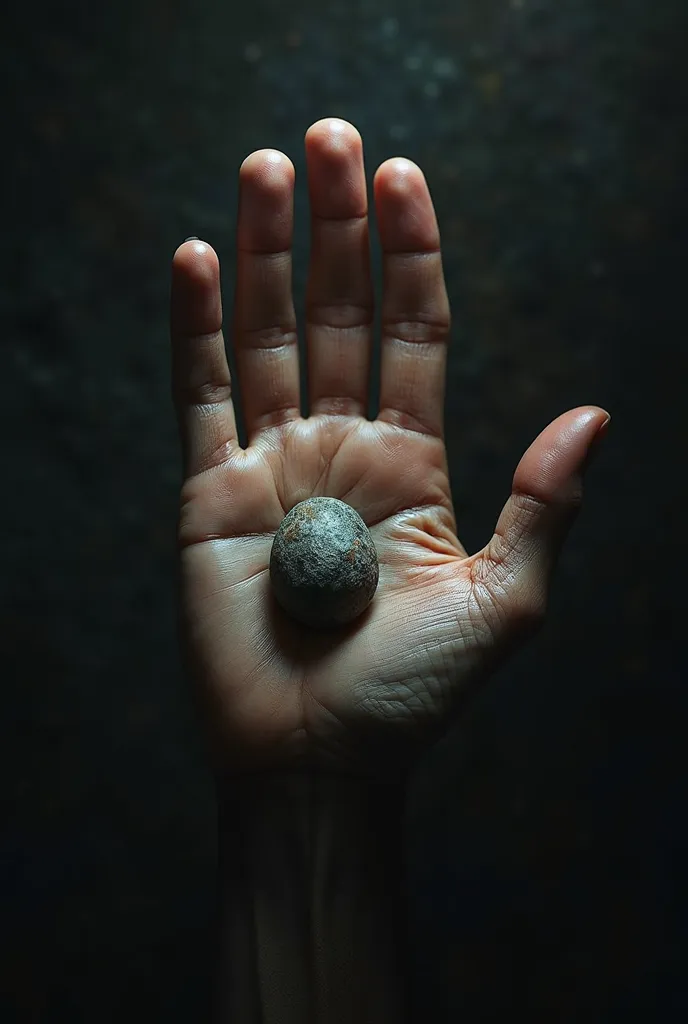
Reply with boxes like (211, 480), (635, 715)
(382, 316), (450, 345)
(470, 567), (547, 637)
(177, 379), (232, 406)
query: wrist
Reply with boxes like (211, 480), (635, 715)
(213, 770), (411, 1024)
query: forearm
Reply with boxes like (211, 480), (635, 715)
(213, 770), (411, 1024)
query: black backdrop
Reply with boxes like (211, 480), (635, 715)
(2, 0), (685, 1019)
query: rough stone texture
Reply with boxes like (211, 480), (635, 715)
(270, 498), (379, 629)
(1, 0), (686, 1020)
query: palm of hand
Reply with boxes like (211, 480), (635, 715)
(171, 119), (608, 783)
(180, 413), (475, 780)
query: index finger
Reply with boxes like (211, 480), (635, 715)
(375, 159), (451, 439)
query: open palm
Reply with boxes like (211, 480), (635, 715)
(170, 118), (609, 785)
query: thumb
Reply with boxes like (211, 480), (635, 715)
(473, 406), (611, 632)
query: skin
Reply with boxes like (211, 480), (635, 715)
(170, 117), (610, 785)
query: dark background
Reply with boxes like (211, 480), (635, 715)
(1, 0), (684, 1019)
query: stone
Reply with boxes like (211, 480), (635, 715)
(269, 497), (379, 629)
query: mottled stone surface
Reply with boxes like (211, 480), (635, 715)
(270, 498), (379, 628)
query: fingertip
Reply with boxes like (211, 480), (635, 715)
(374, 158), (439, 252)
(374, 157), (424, 192)
(565, 406), (611, 442)
(171, 239), (222, 338)
(305, 118), (367, 220)
(305, 117), (362, 150)
(240, 149), (295, 187)
(513, 406), (611, 505)
(174, 236), (210, 259)
(172, 238), (219, 279)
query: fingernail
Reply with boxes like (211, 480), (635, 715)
(184, 235), (199, 242)
(596, 414), (611, 441)
(583, 414), (611, 471)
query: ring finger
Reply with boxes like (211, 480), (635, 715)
(233, 149), (301, 442)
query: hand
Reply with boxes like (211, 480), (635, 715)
(170, 117), (610, 785)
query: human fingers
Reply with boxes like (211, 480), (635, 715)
(471, 406), (612, 634)
(304, 117), (374, 417)
(233, 150), (300, 442)
(170, 239), (238, 476)
(374, 158), (451, 438)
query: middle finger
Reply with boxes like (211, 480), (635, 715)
(305, 118), (374, 418)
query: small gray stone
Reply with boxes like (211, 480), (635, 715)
(269, 497), (379, 629)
